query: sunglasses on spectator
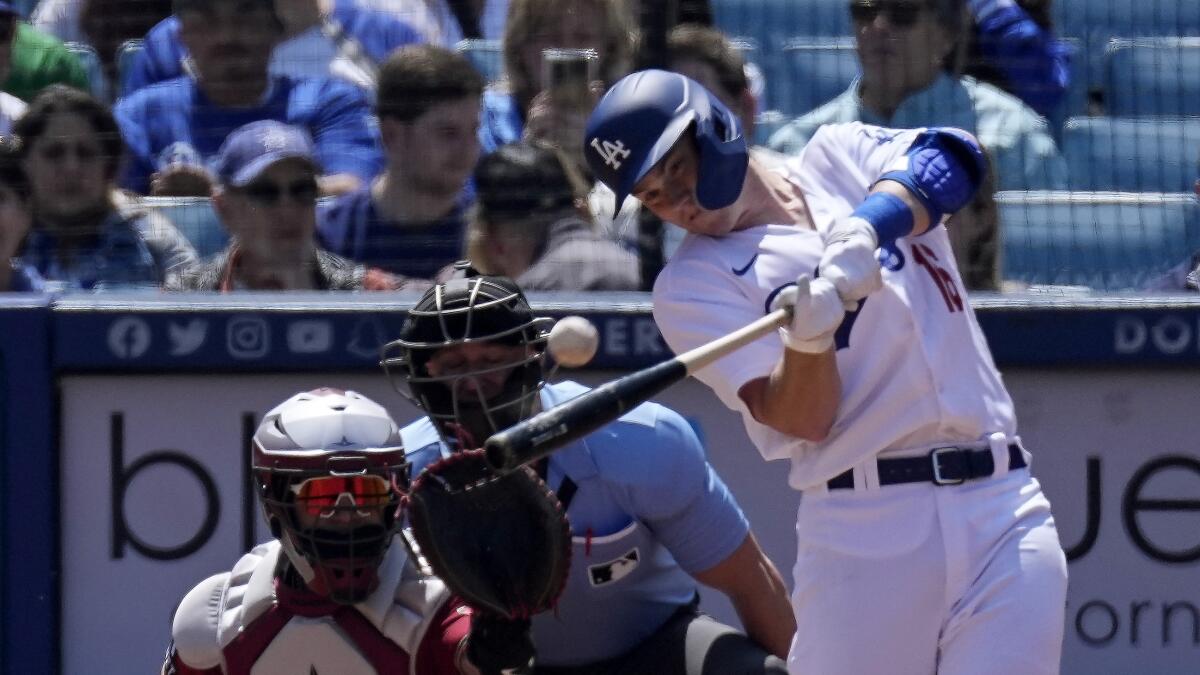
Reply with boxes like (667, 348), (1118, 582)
(291, 475), (392, 518)
(238, 178), (319, 206)
(849, 0), (930, 28)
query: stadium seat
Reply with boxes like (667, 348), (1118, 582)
(1053, 0), (1200, 40)
(997, 190), (1200, 289)
(116, 39), (145, 98)
(778, 37), (859, 117)
(138, 197), (229, 259)
(456, 39), (503, 83)
(1052, 0), (1200, 88)
(1105, 38), (1200, 117)
(64, 42), (109, 102)
(1062, 117), (1200, 193)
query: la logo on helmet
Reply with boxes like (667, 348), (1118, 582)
(590, 137), (631, 169)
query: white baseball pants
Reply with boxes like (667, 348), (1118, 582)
(786, 468), (1068, 675)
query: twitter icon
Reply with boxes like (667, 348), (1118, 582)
(169, 319), (208, 356)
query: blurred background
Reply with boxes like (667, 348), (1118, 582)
(0, 0), (1197, 672)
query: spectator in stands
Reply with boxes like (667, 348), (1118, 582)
(358, 0), (510, 46)
(122, 0), (425, 97)
(317, 45), (481, 279)
(767, 0), (1067, 193)
(0, 73), (23, 136)
(166, 121), (409, 291)
(667, 24), (758, 145)
(961, 0), (1072, 119)
(32, 0), (171, 100)
(466, 141), (637, 291)
(114, 0), (382, 198)
(0, 135), (42, 292)
(0, 2), (27, 132)
(481, 0), (636, 155)
(12, 86), (196, 290)
(1, 3), (90, 102)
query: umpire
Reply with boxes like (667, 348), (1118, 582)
(384, 275), (793, 674)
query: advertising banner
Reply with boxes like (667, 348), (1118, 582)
(59, 368), (1200, 674)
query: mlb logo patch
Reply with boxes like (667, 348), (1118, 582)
(588, 548), (640, 586)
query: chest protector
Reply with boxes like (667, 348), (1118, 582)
(171, 538), (450, 675)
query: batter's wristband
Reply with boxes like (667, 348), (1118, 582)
(851, 191), (914, 247)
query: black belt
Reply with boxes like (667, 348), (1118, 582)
(827, 443), (1026, 490)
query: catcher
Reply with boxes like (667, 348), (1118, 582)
(383, 275), (794, 674)
(161, 388), (479, 675)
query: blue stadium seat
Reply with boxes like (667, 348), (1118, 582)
(1062, 117), (1200, 193)
(778, 37), (858, 117)
(1105, 38), (1200, 116)
(138, 197), (229, 259)
(456, 39), (503, 83)
(1052, 0), (1200, 88)
(997, 190), (1200, 289)
(116, 39), (146, 98)
(1053, 0), (1200, 40)
(64, 42), (109, 102)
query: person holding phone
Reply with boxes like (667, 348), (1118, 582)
(480, 0), (636, 156)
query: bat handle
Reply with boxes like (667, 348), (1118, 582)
(677, 306), (792, 375)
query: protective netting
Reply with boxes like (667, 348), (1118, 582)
(0, 0), (1196, 294)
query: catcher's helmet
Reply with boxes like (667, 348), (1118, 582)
(584, 69), (748, 211)
(381, 276), (551, 450)
(253, 388), (409, 604)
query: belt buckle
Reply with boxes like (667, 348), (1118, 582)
(930, 447), (965, 485)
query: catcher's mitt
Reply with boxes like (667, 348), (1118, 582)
(404, 449), (571, 620)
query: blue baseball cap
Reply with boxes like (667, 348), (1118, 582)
(211, 120), (320, 187)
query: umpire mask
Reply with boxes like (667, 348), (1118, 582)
(383, 276), (551, 450)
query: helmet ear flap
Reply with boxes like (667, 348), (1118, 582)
(693, 90), (748, 210)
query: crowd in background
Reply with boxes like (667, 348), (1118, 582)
(0, 0), (1197, 294)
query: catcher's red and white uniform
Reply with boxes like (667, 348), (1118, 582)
(162, 537), (469, 675)
(653, 122), (1069, 675)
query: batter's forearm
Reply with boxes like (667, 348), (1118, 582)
(740, 350), (840, 441)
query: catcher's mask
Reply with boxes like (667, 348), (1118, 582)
(253, 388), (410, 605)
(382, 275), (552, 451)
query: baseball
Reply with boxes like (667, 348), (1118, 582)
(548, 316), (599, 368)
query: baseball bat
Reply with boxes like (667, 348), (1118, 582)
(484, 306), (791, 473)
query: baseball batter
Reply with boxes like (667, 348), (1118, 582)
(585, 70), (1068, 675)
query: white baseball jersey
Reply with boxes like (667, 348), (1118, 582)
(168, 538), (455, 674)
(653, 122), (1017, 490)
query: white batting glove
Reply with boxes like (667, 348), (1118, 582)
(819, 216), (882, 310)
(770, 275), (845, 353)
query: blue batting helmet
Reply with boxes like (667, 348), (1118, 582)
(584, 69), (748, 211)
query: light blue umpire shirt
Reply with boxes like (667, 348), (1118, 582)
(401, 380), (751, 667)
